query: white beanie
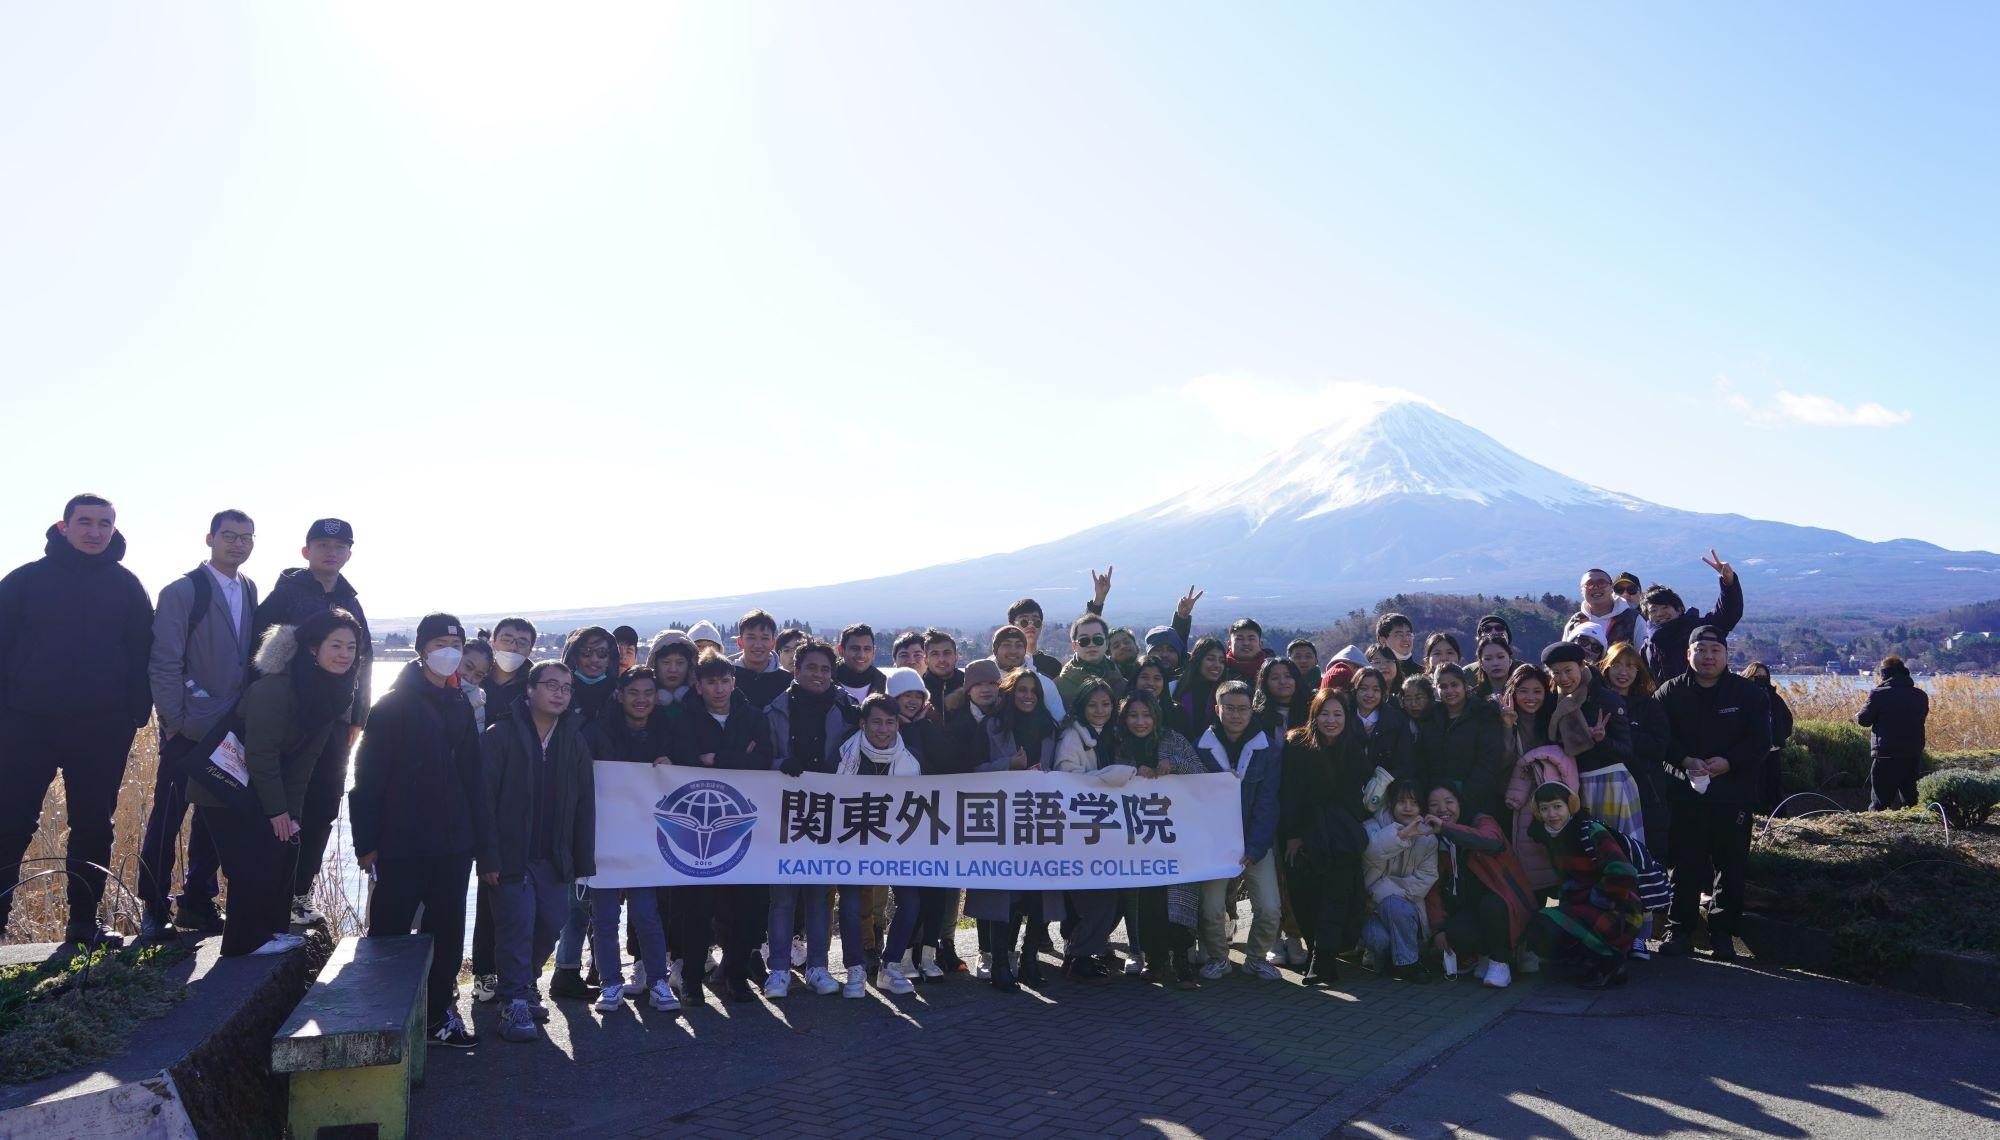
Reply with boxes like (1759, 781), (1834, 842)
(688, 620), (724, 646)
(1332, 643), (1369, 668)
(883, 667), (927, 699)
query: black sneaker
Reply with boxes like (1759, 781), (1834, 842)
(724, 977), (754, 1004)
(550, 967), (592, 1000)
(176, 897), (226, 934)
(1708, 940), (1738, 962)
(64, 922), (124, 950)
(430, 1010), (479, 1048)
(138, 910), (178, 945)
(1656, 937), (1693, 958)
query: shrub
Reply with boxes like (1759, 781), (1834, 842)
(1916, 769), (2000, 828)
(1786, 721), (1874, 789)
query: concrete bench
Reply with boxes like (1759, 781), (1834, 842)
(272, 934), (432, 1140)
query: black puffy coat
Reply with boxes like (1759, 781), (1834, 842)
(1857, 674), (1928, 759)
(349, 663), (486, 861)
(0, 526), (152, 724)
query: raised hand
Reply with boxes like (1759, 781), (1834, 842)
(1090, 565), (1115, 607)
(1701, 548), (1736, 582)
(1590, 710), (1611, 742)
(1498, 692), (1516, 727)
(1176, 585), (1205, 619)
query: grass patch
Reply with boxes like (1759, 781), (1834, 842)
(0, 943), (192, 1086)
(1748, 811), (2000, 982)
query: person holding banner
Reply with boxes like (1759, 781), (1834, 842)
(1053, 677), (1129, 986)
(886, 667), (955, 979)
(966, 668), (1063, 991)
(765, 640), (861, 1000)
(580, 667), (678, 1013)
(1114, 692), (1205, 989)
(1193, 681), (1284, 981)
(193, 608), (361, 957)
(837, 694), (935, 995)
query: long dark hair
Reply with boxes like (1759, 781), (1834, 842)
(1255, 656), (1312, 729)
(1286, 687), (1352, 750)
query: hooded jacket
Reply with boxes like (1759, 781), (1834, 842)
(0, 525), (152, 724)
(189, 625), (344, 817)
(479, 697), (596, 881)
(349, 661), (487, 862)
(1857, 672), (1928, 759)
(252, 566), (374, 726)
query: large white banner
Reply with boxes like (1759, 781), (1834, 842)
(586, 763), (1247, 890)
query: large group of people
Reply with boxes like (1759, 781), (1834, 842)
(1, 493), (1929, 1055)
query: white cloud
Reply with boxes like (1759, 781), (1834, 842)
(1718, 377), (1911, 428)
(1181, 375), (1430, 441)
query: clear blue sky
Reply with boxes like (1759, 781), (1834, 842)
(3, 3), (1994, 618)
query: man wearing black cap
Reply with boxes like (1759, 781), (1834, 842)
(350, 612), (487, 1047)
(1654, 624), (1769, 960)
(253, 517), (373, 924)
(0, 493), (153, 948)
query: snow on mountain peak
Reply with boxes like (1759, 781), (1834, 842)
(1153, 399), (1633, 526)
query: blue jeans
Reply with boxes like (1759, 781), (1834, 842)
(590, 887), (666, 988)
(556, 884), (591, 970)
(496, 859), (569, 1002)
(1360, 895), (1422, 968)
(767, 884), (833, 971)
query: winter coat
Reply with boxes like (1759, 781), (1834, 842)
(963, 710), (1066, 926)
(252, 566), (374, 726)
(1857, 674), (1928, 759)
(1766, 684), (1794, 749)
(1424, 813), (1536, 951)
(1363, 811), (1439, 933)
(732, 662), (793, 710)
(1354, 703), (1416, 782)
(672, 701), (775, 771)
(1277, 734), (1373, 870)
(1192, 727), (1283, 864)
(1533, 815), (1643, 957)
(148, 565), (260, 740)
(922, 667), (963, 710)
(1502, 744), (1578, 892)
(899, 716), (955, 775)
(479, 698), (596, 882)
(1642, 575), (1743, 685)
(767, 686), (858, 775)
(1415, 700), (1507, 818)
(189, 625), (339, 818)
(582, 711), (676, 766)
(1055, 656), (1126, 708)
(1655, 671), (1771, 807)
(980, 715), (1058, 773)
(1053, 721), (1118, 774)
(1562, 681), (1633, 777)
(349, 661), (486, 862)
(0, 525), (152, 725)
(939, 691), (994, 776)
(1563, 599), (1650, 651)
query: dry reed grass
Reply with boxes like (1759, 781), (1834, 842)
(5, 723), (365, 945)
(1778, 675), (2000, 752)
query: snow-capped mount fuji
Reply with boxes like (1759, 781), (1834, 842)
(498, 400), (2000, 632)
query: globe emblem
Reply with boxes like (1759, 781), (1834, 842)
(655, 780), (758, 878)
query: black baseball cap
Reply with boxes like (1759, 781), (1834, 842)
(1690, 624), (1728, 646)
(307, 518), (355, 544)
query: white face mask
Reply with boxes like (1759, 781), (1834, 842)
(426, 647), (464, 677)
(491, 650), (527, 674)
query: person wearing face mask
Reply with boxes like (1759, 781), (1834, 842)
(456, 640), (492, 731)
(469, 615), (539, 1004)
(196, 608), (361, 960)
(560, 625), (619, 724)
(350, 612), (488, 1047)
(1742, 662), (1793, 812)
(1527, 781), (1643, 990)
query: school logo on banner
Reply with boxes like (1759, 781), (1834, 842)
(654, 779), (759, 877)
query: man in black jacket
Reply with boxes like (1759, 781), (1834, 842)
(668, 652), (775, 1003)
(1655, 625), (1769, 960)
(1856, 655), (1929, 810)
(251, 518), (373, 922)
(481, 661), (596, 1043)
(352, 612), (487, 1048)
(1641, 550), (1744, 685)
(0, 494), (153, 947)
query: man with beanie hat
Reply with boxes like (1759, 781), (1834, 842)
(687, 620), (724, 654)
(351, 612), (488, 1047)
(253, 517), (373, 923)
(0, 493), (153, 948)
(1654, 624), (1768, 960)
(1143, 626), (1186, 675)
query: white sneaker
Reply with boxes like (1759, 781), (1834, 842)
(594, 984), (625, 1011)
(1199, 960), (1229, 981)
(919, 946), (944, 979)
(1517, 949), (1542, 975)
(649, 979), (680, 1012)
(843, 966), (866, 998)
(975, 953), (992, 980)
(882, 961), (915, 995)
(630, 962), (648, 990)
(1482, 961), (1513, 989)
(289, 896), (325, 926)
(1123, 956), (1143, 975)
(250, 933), (306, 956)
(473, 974), (498, 1003)
(1288, 937), (1311, 966)
(764, 971), (791, 1000)
(804, 966), (840, 996)
(668, 959), (684, 998)
(1472, 958), (1491, 982)
(1241, 959), (1282, 981)
(1265, 946), (1284, 966)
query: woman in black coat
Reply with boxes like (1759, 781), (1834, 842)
(1351, 666), (1415, 780)
(1415, 665), (1506, 818)
(1857, 656), (1929, 810)
(1743, 662), (1794, 812)
(1278, 690), (1375, 986)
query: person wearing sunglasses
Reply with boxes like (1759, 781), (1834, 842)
(1055, 612), (1126, 707)
(1562, 568), (1653, 652)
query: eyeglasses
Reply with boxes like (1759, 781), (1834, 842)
(1613, 585), (1641, 597)
(1075, 635), (1106, 647)
(534, 681), (573, 695)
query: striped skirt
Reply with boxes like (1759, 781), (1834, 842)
(1579, 763), (1645, 848)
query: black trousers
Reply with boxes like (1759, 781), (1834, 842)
(908, 887), (953, 955)
(470, 882), (496, 975)
(1124, 886), (1191, 966)
(137, 732), (223, 914)
(1668, 800), (1753, 941)
(1868, 755), (1921, 811)
(1438, 892), (1513, 960)
(670, 885), (766, 984)
(369, 854), (473, 1027)
(292, 725), (351, 898)
(0, 711), (136, 934)
(199, 805), (297, 956)
(1290, 858), (1365, 957)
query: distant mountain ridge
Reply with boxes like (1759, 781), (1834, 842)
(399, 400), (2000, 632)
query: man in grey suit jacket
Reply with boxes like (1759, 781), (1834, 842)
(137, 509), (259, 942)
